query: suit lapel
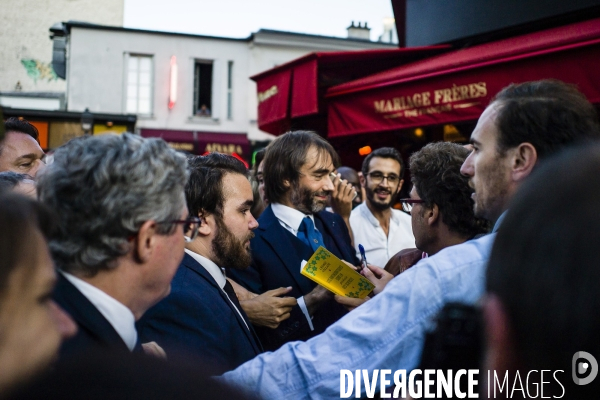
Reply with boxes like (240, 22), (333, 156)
(314, 212), (347, 258)
(54, 274), (129, 351)
(181, 253), (261, 355)
(258, 206), (315, 294)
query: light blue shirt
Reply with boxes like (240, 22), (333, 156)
(220, 232), (497, 399)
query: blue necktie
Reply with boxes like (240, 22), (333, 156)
(297, 217), (325, 252)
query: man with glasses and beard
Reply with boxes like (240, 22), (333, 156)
(137, 153), (263, 374)
(229, 131), (358, 351)
(350, 147), (415, 268)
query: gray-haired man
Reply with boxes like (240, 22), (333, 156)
(39, 133), (193, 357)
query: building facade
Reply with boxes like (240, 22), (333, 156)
(0, 0), (124, 106)
(52, 22), (394, 159)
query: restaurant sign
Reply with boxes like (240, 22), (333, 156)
(374, 82), (487, 119)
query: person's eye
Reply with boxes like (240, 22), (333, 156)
(20, 162), (33, 169)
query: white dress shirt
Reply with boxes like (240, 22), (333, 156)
(350, 202), (415, 267)
(61, 271), (137, 351)
(270, 202), (318, 330)
(184, 249), (249, 330)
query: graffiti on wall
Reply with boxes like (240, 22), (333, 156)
(20, 59), (58, 83)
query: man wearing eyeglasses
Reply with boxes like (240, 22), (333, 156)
(219, 80), (600, 399)
(40, 134), (189, 358)
(349, 147), (415, 268)
(137, 153), (266, 374)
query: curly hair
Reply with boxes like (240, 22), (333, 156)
(37, 133), (188, 276)
(409, 142), (490, 238)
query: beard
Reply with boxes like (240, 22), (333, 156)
(290, 185), (329, 214)
(365, 186), (397, 211)
(212, 217), (254, 270)
(471, 158), (510, 222)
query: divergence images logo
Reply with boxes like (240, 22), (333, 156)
(572, 351), (598, 385)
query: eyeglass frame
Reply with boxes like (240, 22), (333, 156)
(398, 198), (426, 213)
(157, 216), (201, 243)
(367, 172), (401, 185)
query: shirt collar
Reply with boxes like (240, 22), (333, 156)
(360, 202), (401, 227)
(184, 248), (226, 289)
(492, 210), (508, 233)
(271, 203), (315, 233)
(61, 271), (137, 351)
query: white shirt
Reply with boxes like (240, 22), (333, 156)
(61, 271), (137, 351)
(270, 202), (318, 330)
(184, 249), (249, 330)
(270, 202), (316, 236)
(349, 202), (415, 268)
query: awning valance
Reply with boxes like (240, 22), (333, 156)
(251, 46), (450, 135)
(140, 129), (250, 158)
(326, 18), (600, 137)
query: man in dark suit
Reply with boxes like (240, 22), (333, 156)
(38, 134), (190, 358)
(138, 153), (271, 374)
(229, 130), (359, 350)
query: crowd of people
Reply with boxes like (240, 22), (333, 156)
(1, 79), (599, 399)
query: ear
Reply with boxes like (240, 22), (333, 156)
(510, 143), (537, 183)
(283, 179), (291, 189)
(198, 211), (213, 237)
(396, 179), (404, 194)
(482, 294), (518, 374)
(359, 173), (366, 188)
(133, 220), (158, 264)
(427, 203), (439, 226)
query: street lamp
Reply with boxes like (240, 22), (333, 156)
(81, 108), (94, 135)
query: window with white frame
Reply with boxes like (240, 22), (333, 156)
(126, 55), (153, 115)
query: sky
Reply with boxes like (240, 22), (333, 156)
(124, 0), (395, 41)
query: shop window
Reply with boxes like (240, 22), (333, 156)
(126, 55), (153, 115)
(193, 61), (213, 117)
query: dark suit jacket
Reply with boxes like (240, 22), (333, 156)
(229, 205), (358, 350)
(137, 253), (261, 374)
(53, 273), (131, 358)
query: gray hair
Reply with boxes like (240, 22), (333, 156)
(37, 133), (188, 276)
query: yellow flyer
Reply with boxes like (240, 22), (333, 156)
(300, 246), (374, 298)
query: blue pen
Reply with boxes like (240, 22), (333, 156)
(358, 244), (368, 272)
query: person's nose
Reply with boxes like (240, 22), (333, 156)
(49, 300), (78, 340)
(460, 152), (475, 177)
(249, 214), (259, 230)
(323, 174), (335, 192)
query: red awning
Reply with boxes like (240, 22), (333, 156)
(140, 129), (250, 158)
(251, 46), (450, 135)
(326, 18), (600, 137)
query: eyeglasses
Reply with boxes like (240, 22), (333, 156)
(368, 172), (400, 184)
(158, 216), (201, 243)
(399, 198), (425, 213)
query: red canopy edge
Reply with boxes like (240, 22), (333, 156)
(326, 18), (600, 138)
(327, 18), (600, 97)
(140, 129), (250, 157)
(252, 45), (451, 135)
